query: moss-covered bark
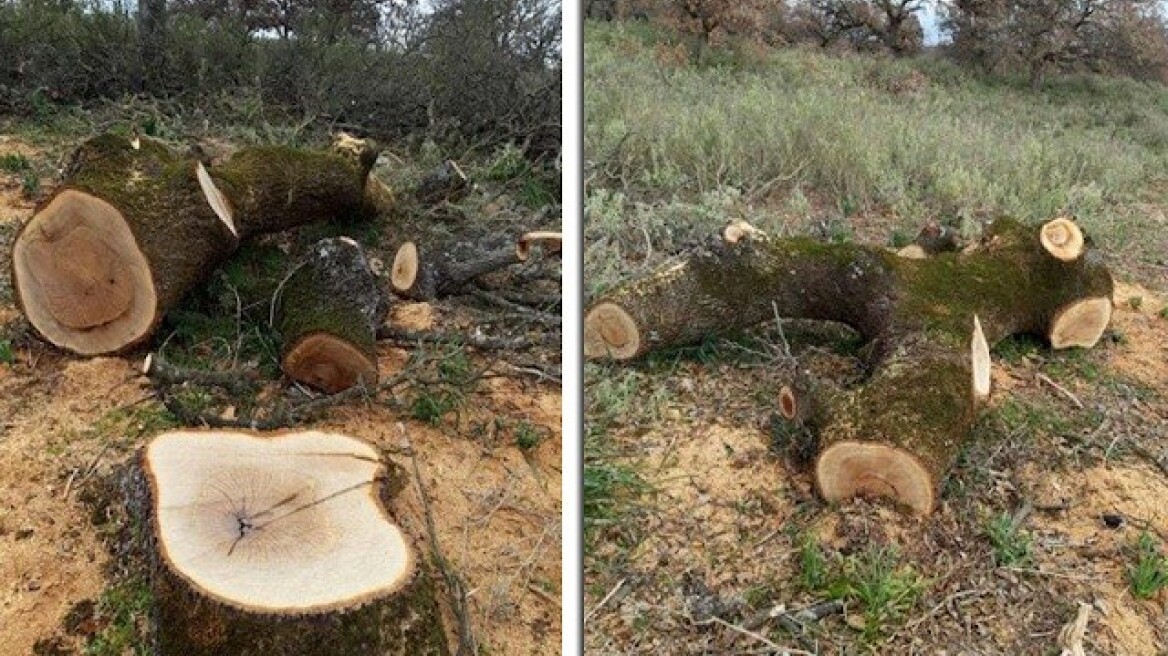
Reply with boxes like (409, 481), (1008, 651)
(588, 218), (1115, 514)
(13, 133), (384, 356)
(209, 143), (379, 238)
(274, 238), (386, 391)
(12, 134), (239, 353)
(119, 445), (449, 656)
(586, 218), (1112, 360)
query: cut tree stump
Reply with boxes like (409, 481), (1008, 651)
(390, 230), (562, 300)
(126, 429), (448, 655)
(273, 237), (387, 393)
(585, 217), (1114, 514)
(12, 133), (380, 356)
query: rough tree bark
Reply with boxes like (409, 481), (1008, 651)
(123, 429), (448, 655)
(390, 230), (562, 300)
(11, 133), (379, 356)
(273, 237), (387, 393)
(585, 217), (1114, 513)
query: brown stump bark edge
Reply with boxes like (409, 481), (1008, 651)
(586, 217), (1113, 514)
(130, 429), (448, 655)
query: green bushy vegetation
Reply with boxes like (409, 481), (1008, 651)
(584, 21), (1168, 294)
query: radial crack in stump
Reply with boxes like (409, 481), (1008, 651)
(273, 237), (387, 393)
(12, 133), (383, 356)
(133, 430), (448, 655)
(587, 216), (1114, 514)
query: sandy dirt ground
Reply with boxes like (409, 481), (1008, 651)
(585, 269), (1168, 653)
(0, 135), (562, 655)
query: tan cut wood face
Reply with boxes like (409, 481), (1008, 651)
(284, 333), (378, 393)
(196, 161), (236, 237)
(391, 241), (419, 290)
(1039, 217), (1085, 261)
(583, 302), (640, 360)
(816, 441), (934, 514)
(146, 430), (412, 613)
(13, 190), (157, 354)
(1050, 297), (1113, 349)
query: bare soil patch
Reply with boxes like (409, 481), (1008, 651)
(1, 135), (561, 656)
(585, 267), (1168, 654)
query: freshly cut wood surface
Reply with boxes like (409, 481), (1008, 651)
(816, 441), (935, 514)
(1049, 297), (1113, 349)
(145, 430), (411, 611)
(133, 429), (449, 655)
(590, 216), (1115, 514)
(12, 133), (382, 356)
(274, 237), (386, 393)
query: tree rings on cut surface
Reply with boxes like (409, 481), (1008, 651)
(1049, 297), (1113, 349)
(145, 430), (412, 611)
(12, 189), (157, 355)
(583, 302), (641, 360)
(274, 238), (386, 393)
(1039, 217), (1085, 261)
(816, 441), (935, 515)
(137, 430), (448, 655)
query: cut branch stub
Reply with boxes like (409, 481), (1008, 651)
(137, 430), (447, 655)
(391, 231), (553, 300)
(516, 230), (563, 261)
(1049, 297), (1112, 349)
(273, 238), (386, 393)
(896, 220), (961, 260)
(12, 134), (382, 356)
(590, 217), (1113, 514)
(1039, 216), (1085, 261)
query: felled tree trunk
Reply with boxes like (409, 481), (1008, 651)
(124, 430), (449, 656)
(586, 217), (1114, 514)
(273, 238), (387, 393)
(11, 134), (379, 356)
(390, 231), (562, 300)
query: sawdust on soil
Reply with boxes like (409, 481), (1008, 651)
(0, 136), (562, 656)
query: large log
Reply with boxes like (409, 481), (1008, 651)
(586, 217), (1114, 514)
(11, 134), (379, 356)
(273, 237), (387, 393)
(125, 429), (448, 655)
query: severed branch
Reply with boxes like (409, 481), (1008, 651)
(142, 352), (260, 396)
(402, 427), (478, 656)
(158, 365), (420, 430)
(390, 230), (562, 301)
(896, 220), (963, 259)
(377, 326), (559, 351)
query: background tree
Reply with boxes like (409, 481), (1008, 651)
(788, 0), (923, 54)
(942, 0), (1167, 85)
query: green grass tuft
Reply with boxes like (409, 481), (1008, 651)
(1128, 531), (1168, 599)
(985, 512), (1033, 567)
(0, 153), (30, 172)
(85, 578), (151, 656)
